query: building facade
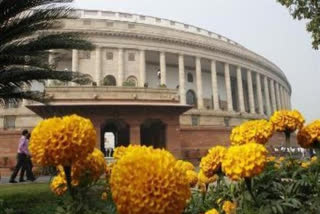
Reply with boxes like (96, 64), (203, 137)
(0, 10), (292, 169)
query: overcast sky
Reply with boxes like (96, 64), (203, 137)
(74, 0), (320, 122)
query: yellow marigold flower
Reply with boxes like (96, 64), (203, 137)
(230, 120), (274, 145)
(222, 201), (236, 214)
(101, 192), (108, 200)
(200, 146), (226, 177)
(222, 143), (267, 181)
(186, 170), (198, 187)
(198, 170), (218, 185)
(72, 148), (106, 182)
(176, 160), (195, 173)
(113, 145), (150, 160)
(311, 156), (318, 163)
(57, 148), (107, 185)
(279, 157), (285, 162)
(270, 110), (305, 133)
(29, 114), (96, 167)
(113, 146), (128, 160)
(301, 161), (311, 168)
(50, 174), (67, 196)
(205, 208), (220, 214)
(110, 146), (190, 214)
(267, 156), (276, 162)
(217, 198), (223, 204)
(297, 120), (320, 148)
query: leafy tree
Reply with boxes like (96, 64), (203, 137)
(0, 0), (95, 105)
(277, 0), (320, 49)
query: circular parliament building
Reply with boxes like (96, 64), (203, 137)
(0, 10), (292, 164)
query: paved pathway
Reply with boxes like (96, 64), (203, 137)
(0, 176), (51, 185)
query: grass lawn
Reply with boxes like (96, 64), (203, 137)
(0, 183), (59, 214)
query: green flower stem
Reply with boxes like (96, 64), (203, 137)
(63, 166), (75, 200)
(245, 178), (258, 206)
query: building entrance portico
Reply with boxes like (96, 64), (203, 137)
(26, 86), (191, 158)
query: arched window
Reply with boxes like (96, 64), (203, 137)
(187, 73), (193, 83)
(103, 75), (117, 86)
(125, 76), (138, 87)
(186, 90), (197, 106)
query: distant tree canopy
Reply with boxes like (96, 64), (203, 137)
(277, 0), (320, 49)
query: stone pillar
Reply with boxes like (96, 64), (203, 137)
(289, 94), (292, 109)
(71, 49), (79, 86)
(211, 60), (220, 110)
(47, 50), (55, 86)
(247, 70), (255, 114)
(160, 51), (166, 86)
(196, 56), (204, 109)
(236, 66), (245, 112)
(275, 82), (281, 110)
(281, 87), (287, 109)
(224, 63), (233, 112)
(179, 54), (186, 104)
(95, 47), (102, 86)
(284, 89), (288, 109)
(286, 90), (290, 109)
(279, 86), (284, 109)
(130, 124), (141, 145)
(264, 76), (272, 116)
(118, 48), (124, 86)
(139, 49), (146, 87)
(256, 73), (264, 114)
(270, 80), (277, 111)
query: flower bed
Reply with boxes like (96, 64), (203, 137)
(14, 110), (320, 214)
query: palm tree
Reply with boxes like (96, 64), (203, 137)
(0, 0), (95, 105)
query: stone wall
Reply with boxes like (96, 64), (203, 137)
(0, 130), (20, 176)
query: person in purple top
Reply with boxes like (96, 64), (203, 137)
(19, 133), (35, 182)
(9, 130), (35, 183)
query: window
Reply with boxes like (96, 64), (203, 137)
(156, 18), (161, 23)
(103, 75), (117, 86)
(126, 76), (138, 87)
(79, 51), (91, 59)
(191, 115), (199, 126)
(4, 116), (16, 129)
(128, 53), (135, 61)
(187, 73), (193, 83)
(170, 21), (175, 26)
(106, 52), (113, 60)
(140, 16), (146, 20)
(186, 90), (197, 106)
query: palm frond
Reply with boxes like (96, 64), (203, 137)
(0, 6), (72, 48)
(0, 0), (95, 104)
(0, 90), (49, 103)
(1, 32), (94, 55)
(0, 68), (93, 85)
(0, 0), (72, 24)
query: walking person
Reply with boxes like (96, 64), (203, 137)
(20, 133), (35, 182)
(9, 130), (34, 183)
